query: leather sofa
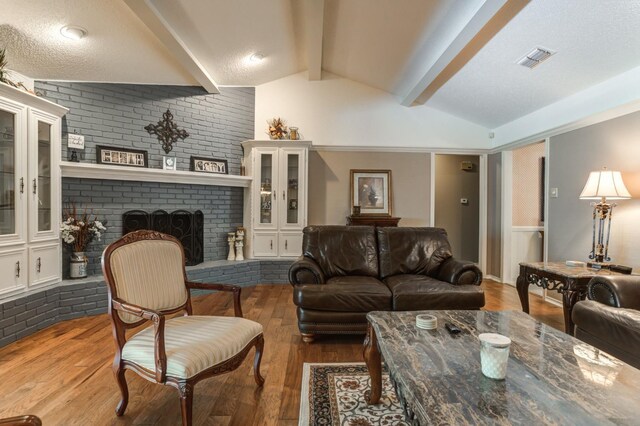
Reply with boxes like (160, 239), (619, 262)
(289, 225), (484, 342)
(573, 275), (640, 369)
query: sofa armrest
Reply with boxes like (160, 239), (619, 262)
(289, 256), (326, 286)
(588, 275), (640, 310)
(436, 258), (482, 286)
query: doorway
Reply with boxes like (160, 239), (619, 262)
(433, 154), (480, 263)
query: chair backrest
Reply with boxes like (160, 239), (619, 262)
(102, 230), (189, 324)
(377, 227), (452, 279)
(302, 225), (379, 278)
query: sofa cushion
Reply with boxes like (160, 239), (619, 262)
(383, 274), (485, 310)
(377, 227), (452, 279)
(293, 276), (391, 312)
(303, 225), (379, 278)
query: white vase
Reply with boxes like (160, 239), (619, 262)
(70, 251), (88, 279)
(235, 240), (244, 261)
(227, 240), (236, 261)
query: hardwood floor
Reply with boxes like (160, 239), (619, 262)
(0, 281), (562, 425)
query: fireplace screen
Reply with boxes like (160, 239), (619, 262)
(122, 209), (204, 266)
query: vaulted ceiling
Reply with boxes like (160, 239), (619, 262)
(2, 0), (640, 130)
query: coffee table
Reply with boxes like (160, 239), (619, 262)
(363, 310), (640, 425)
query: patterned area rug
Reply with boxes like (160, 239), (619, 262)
(299, 362), (409, 426)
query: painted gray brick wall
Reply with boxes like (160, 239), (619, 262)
(34, 82), (254, 173)
(62, 178), (244, 276)
(0, 260), (292, 348)
(32, 81), (255, 277)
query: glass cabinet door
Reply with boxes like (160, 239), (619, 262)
(0, 109), (16, 236)
(257, 151), (278, 227)
(285, 153), (300, 225)
(36, 121), (52, 233)
(280, 149), (305, 229)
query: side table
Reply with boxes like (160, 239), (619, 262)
(516, 262), (627, 335)
(346, 215), (400, 227)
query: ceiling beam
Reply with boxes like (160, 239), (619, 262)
(306, 0), (325, 81)
(124, 0), (219, 94)
(401, 0), (529, 107)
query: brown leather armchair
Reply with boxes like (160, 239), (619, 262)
(573, 275), (640, 369)
(289, 226), (484, 342)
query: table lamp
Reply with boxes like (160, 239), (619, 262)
(579, 168), (631, 264)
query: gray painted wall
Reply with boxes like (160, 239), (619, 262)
(308, 151), (430, 226)
(434, 154), (480, 262)
(548, 110), (640, 270)
(33, 82), (255, 277)
(487, 153), (502, 278)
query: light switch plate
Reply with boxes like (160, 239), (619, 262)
(550, 188), (559, 198)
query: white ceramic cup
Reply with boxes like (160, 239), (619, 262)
(478, 333), (511, 380)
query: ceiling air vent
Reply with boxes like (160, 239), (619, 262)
(517, 47), (555, 69)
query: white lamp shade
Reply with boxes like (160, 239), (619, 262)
(579, 170), (631, 200)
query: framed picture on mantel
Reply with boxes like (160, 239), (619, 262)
(96, 145), (148, 168)
(350, 169), (392, 216)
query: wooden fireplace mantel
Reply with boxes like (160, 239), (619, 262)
(346, 215), (400, 227)
(60, 161), (252, 188)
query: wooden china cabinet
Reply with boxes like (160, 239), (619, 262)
(0, 83), (67, 299)
(242, 140), (311, 259)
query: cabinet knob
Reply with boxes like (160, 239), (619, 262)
(15, 261), (20, 278)
(285, 240), (288, 250)
(283, 190), (285, 200)
(33, 178), (37, 194)
(270, 240), (273, 250)
(36, 257), (41, 273)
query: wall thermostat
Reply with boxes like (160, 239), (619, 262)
(460, 161), (473, 171)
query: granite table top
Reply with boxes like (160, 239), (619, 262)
(367, 310), (640, 425)
(519, 261), (631, 278)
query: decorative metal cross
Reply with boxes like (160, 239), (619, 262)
(144, 109), (189, 154)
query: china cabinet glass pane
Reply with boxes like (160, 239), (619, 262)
(286, 154), (299, 224)
(37, 121), (51, 232)
(260, 153), (273, 224)
(0, 110), (16, 235)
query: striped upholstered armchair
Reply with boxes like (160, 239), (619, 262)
(101, 230), (265, 426)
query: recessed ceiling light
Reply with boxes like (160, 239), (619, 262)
(60, 25), (88, 41)
(249, 53), (265, 63)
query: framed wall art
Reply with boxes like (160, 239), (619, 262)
(96, 146), (148, 168)
(190, 156), (228, 175)
(350, 169), (392, 216)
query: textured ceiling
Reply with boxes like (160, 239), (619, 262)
(321, 0), (455, 94)
(428, 0), (640, 128)
(3, 0), (640, 131)
(0, 0), (196, 85)
(153, 0), (303, 86)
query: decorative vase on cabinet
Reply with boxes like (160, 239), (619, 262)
(242, 140), (311, 259)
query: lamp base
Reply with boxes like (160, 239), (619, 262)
(587, 262), (611, 270)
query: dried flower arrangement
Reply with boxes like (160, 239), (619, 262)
(267, 117), (288, 140)
(60, 204), (107, 253)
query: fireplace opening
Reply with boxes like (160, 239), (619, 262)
(122, 209), (204, 266)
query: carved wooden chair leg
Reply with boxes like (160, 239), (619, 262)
(254, 334), (265, 387)
(301, 333), (315, 343)
(114, 366), (129, 416)
(178, 382), (194, 426)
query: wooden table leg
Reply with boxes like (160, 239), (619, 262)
(562, 289), (579, 335)
(516, 273), (530, 313)
(363, 322), (382, 405)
